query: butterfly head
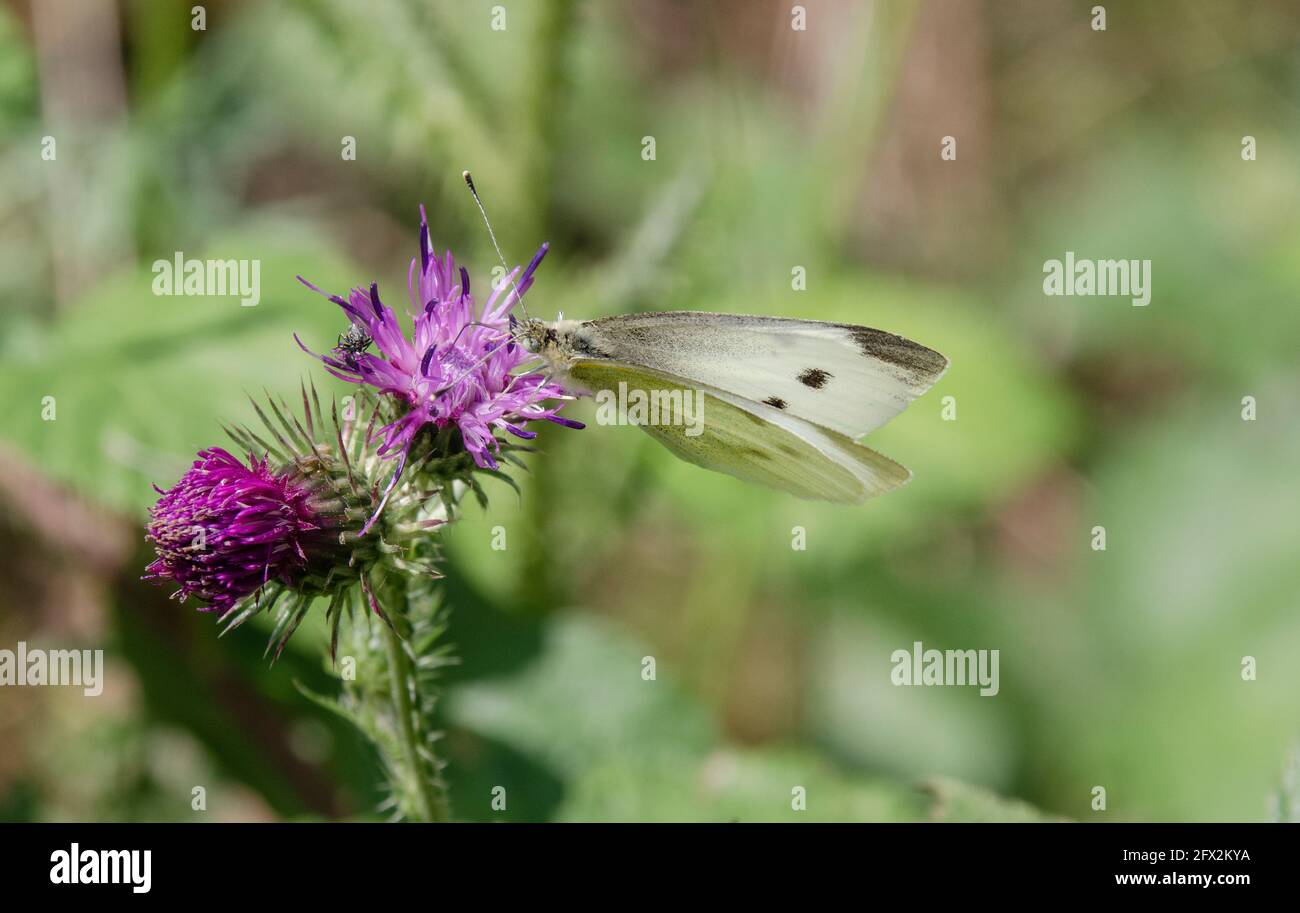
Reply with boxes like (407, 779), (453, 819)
(517, 318), (558, 356)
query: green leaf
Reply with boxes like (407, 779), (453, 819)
(447, 613), (1054, 822)
(556, 748), (926, 823)
(445, 615), (717, 777)
(0, 222), (359, 516)
(922, 777), (1068, 823)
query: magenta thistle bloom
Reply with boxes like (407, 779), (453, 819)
(295, 206), (581, 480)
(144, 447), (338, 615)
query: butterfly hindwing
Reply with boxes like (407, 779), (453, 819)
(566, 360), (910, 503)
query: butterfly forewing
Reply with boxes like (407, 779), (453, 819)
(577, 312), (948, 440)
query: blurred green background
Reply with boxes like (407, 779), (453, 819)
(1, 0), (1298, 823)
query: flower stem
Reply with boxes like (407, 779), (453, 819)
(381, 587), (448, 823)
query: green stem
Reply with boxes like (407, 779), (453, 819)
(382, 597), (448, 823)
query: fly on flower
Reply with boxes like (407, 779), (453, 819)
(295, 205), (581, 529)
(334, 323), (372, 369)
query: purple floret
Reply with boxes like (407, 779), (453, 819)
(295, 205), (580, 476)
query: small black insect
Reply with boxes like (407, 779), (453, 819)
(334, 324), (373, 368)
(763, 396), (788, 410)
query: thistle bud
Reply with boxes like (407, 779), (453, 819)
(144, 447), (347, 615)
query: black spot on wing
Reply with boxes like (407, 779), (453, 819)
(797, 368), (832, 388)
(763, 396), (787, 410)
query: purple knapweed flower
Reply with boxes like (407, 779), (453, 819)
(144, 447), (338, 615)
(295, 206), (581, 481)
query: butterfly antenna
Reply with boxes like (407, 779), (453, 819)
(429, 171), (550, 397)
(463, 170), (531, 321)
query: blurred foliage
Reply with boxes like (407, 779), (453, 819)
(0, 224), (358, 514)
(1, 0), (1298, 822)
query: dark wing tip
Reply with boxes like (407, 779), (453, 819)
(834, 323), (948, 382)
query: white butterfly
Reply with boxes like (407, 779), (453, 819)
(518, 312), (948, 503)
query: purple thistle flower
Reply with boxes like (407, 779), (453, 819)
(144, 448), (339, 615)
(295, 206), (580, 478)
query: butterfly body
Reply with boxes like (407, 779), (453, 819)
(519, 312), (947, 504)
